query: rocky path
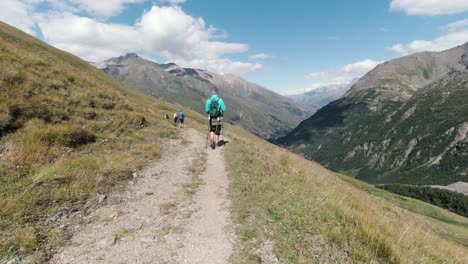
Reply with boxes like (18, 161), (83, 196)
(51, 128), (234, 264)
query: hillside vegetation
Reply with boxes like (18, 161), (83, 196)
(0, 21), (200, 260)
(225, 124), (468, 263)
(377, 184), (468, 218)
(280, 43), (468, 185)
(1, 21), (468, 263)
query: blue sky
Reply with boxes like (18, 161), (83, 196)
(1, 0), (468, 94)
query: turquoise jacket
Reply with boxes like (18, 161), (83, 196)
(205, 93), (226, 115)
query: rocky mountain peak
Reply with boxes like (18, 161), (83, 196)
(123, 53), (139, 59)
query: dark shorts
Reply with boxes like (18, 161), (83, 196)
(179, 118), (184, 124)
(209, 119), (222, 135)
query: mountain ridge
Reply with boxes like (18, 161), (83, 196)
(1, 21), (468, 263)
(94, 54), (318, 138)
(279, 42), (468, 185)
(288, 79), (358, 106)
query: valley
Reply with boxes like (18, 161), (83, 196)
(1, 8), (468, 263)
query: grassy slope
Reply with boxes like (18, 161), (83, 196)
(0, 22), (205, 260)
(224, 124), (468, 263)
(100, 55), (316, 139)
(2, 21), (468, 263)
(280, 70), (468, 185)
(340, 176), (468, 247)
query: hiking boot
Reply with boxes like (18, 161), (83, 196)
(210, 141), (216, 149)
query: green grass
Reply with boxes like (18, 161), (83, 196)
(0, 21), (193, 260)
(339, 176), (468, 246)
(2, 20), (468, 263)
(225, 125), (468, 263)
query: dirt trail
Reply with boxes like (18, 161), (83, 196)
(51, 128), (234, 264)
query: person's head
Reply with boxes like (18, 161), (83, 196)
(212, 87), (219, 94)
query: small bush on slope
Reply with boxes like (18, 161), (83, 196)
(224, 125), (468, 263)
(377, 184), (468, 218)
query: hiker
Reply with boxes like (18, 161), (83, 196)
(164, 114), (169, 120)
(173, 113), (178, 126)
(205, 87), (226, 149)
(178, 111), (184, 128)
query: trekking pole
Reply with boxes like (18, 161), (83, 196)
(206, 115), (210, 148)
(220, 116), (224, 141)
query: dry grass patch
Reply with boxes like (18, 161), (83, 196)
(224, 125), (468, 263)
(114, 227), (133, 241)
(160, 202), (178, 215)
(182, 151), (207, 196)
(0, 21), (186, 260)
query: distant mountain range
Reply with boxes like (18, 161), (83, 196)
(93, 54), (317, 138)
(279, 42), (468, 185)
(288, 79), (358, 106)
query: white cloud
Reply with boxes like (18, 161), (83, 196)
(14, 0), (147, 18)
(308, 60), (380, 82)
(390, 0), (468, 16)
(444, 18), (468, 32)
(136, 6), (248, 60)
(281, 82), (345, 96)
(179, 58), (262, 75)
(30, 4), (261, 75)
(388, 19), (468, 56)
(249, 53), (271, 60)
(281, 60), (378, 95)
(0, 0), (37, 34)
(341, 59), (380, 75)
(37, 12), (142, 61)
(68, 0), (146, 17)
(159, 0), (187, 4)
(301, 59), (380, 93)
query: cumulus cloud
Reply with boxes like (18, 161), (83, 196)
(159, 0), (187, 4)
(37, 12), (142, 61)
(308, 59), (381, 83)
(15, 0), (147, 18)
(178, 58), (262, 75)
(0, 1), (261, 75)
(388, 19), (468, 56)
(294, 59), (381, 94)
(444, 18), (468, 32)
(136, 6), (249, 61)
(249, 53), (271, 60)
(0, 0), (37, 34)
(390, 0), (468, 16)
(67, 0), (146, 17)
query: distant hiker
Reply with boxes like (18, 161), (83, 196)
(205, 87), (226, 149)
(178, 111), (184, 128)
(164, 114), (169, 119)
(173, 113), (178, 126)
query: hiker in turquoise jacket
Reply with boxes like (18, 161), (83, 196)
(205, 87), (226, 149)
(178, 111), (184, 128)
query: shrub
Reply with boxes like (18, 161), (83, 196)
(102, 102), (115, 110)
(29, 126), (97, 148)
(133, 115), (147, 129)
(2, 71), (26, 86)
(377, 184), (468, 217)
(82, 111), (97, 120)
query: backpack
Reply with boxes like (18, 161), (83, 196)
(209, 98), (221, 118)
(178, 112), (184, 120)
